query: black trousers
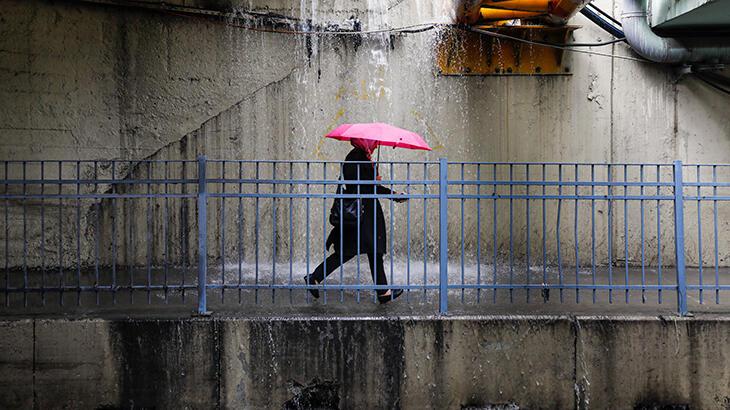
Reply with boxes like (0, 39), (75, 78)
(310, 253), (388, 295)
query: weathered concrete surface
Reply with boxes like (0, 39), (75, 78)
(1, 0), (729, 269)
(576, 317), (730, 409)
(2, 316), (730, 409)
(0, 320), (33, 409)
(399, 318), (575, 408)
(34, 319), (119, 409)
(109, 320), (219, 408)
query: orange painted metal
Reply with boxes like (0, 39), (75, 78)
(435, 26), (578, 75)
(479, 8), (546, 21)
(455, 0), (589, 25)
(481, 0), (552, 12)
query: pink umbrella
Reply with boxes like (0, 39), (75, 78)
(326, 122), (432, 151)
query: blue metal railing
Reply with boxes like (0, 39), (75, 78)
(1, 157), (728, 315)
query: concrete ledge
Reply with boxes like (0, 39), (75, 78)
(1, 315), (729, 409)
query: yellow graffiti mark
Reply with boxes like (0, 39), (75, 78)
(334, 86), (347, 101)
(312, 108), (346, 160)
(411, 110), (446, 151)
(359, 80), (369, 101)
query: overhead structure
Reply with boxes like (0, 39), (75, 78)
(621, 0), (730, 64)
(438, 0), (591, 75)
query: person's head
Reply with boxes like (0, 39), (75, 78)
(350, 138), (378, 159)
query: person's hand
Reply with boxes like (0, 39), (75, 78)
(393, 192), (408, 203)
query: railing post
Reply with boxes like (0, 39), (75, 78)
(197, 155), (210, 315)
(439, 158), (449, 315)
(673, 160), (688, 316)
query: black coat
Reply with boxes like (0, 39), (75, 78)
(326, 148), (393, 255)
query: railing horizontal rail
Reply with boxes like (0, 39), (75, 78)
(0, 178), (199, 185)
(207, 193), (439, 199)
(0, 194), (197, 199)
(447, 180), (675, 187)
(206, 178), (439, 185)
(450, 284), (679, 290)
(447, 194), (675, 200)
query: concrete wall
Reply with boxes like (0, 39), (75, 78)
(1, 316), (729, 408)
(1, 0), (729, 269)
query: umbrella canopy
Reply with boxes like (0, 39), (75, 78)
(325, 122), (432, 151)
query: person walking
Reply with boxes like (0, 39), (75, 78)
(304, 138), (407, 303)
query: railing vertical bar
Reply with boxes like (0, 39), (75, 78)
(372, 161), (377, 305)
(591, 164), (596, 304)
(238, 162), (243, 304)
(423, 163), (427, 302)
(221, 162), (226, 303)
(438, 158), (448, 315)
(146, 161), (152, 304)
(406, 163), (411, 302)
(574, 164), (579, 304)
(556, 164), (563, 303)
(164, 161), (169, 304)
(357, 164), (361, 304)
(128, 160), (134, 305)
(624, 165), (629, 304)
(75, 161), (81, 306)
(181, 161), (187, 303)
(339, 162), (345, 303)
(713, 165), (719, 304)
(289, 162), (294, 305)
(493, 164), (498, 304)
(657, 165), (662, 304)
(477, 164), (482, 303)
(272, 162), (277, 304)
(673, 160), (688, 316)
(509, 164), (514, 303)
(180, 162), (185, 304)
(306, 162), (311, 302)
(525, 164), (530, 304)
(640, 165), (645, 303)
(323, 163), (328, 305)
(4, 162), (8, 307)
(41, 162), (46, 306)
(94, 161), (100, 305)
(460, 163), (465, 302)
(112, 161), (117, 305)
(541, 164), (547, 302)
(22, 161), (28, 307)
(58, 161), (64, 306)
(255, 162), (260, 304)
(696, 165), (703, 304)
(608, 164), (613, 304)
(197, 155), (208, 315)
(390, 163), (395, 302)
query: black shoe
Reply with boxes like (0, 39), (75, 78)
(377, 289), (403, 304)
(303, 275), (320, 299)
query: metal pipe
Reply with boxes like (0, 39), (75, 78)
(621, 0), (730, 64)
(580, 5), (624, 39)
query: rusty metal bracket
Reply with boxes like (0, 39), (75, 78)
(435, 26), (578, 75)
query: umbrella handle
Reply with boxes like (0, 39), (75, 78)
(376, 146), (381, 180)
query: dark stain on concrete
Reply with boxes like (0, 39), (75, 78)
(283, 377), (340, 409)
(246, 319), (405, 409)
(110, 320), (218, 408)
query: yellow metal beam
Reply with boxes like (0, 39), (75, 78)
(479, 8), (546, 20)
(480, 0), (551, 12)
(457, 0), (590, 25)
